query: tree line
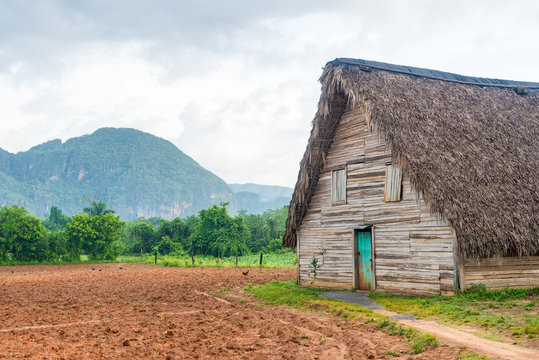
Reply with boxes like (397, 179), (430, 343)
(121, 203), (289, 258)
(0, 200), (289, 264)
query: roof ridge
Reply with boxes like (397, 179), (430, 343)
(331, 58), (539, 93)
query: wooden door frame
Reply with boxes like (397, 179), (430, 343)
(352, 225), (376, 290)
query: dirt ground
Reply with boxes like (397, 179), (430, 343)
(0, 264), (463, 359)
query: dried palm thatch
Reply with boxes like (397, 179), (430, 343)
(284, 58), (539, 258)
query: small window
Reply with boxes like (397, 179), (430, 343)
(331, 168), (346, 204)
(384, 165), (402, 202)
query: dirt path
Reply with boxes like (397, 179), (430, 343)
(0, 264), (464, 359)
(374, 309), (539, 360)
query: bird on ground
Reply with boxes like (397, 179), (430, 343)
(92, 267), (95, 270)
(242, 270), (249, 276)
(99, 269), (102, 272)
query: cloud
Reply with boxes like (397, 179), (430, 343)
(0, 0), (538, 187)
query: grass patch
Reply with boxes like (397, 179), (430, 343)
(0, 253), (296, 268)
(245, 280), (439, 354)
(149, 253), (296, 269)
(370, 285), (539, 344)
(456, 351), (493, 360)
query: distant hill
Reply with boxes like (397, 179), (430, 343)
(0, 128), (291, 219)
(0, 128), (234, 219)
(228, 183), (293, 202)
(229, 183), (292, 214)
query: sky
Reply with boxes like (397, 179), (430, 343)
(1, 1), (538, 187)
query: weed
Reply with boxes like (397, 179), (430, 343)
(523, 301), (536, 310)
(300, 333), (309, 339)
(320, 335), (327, 343)
(93, 301), (100, 309)
(408, 333), (438, 354)
(386, 349), (399, 357)
(377, 319), (391, 329)
(457, 351), (493, 360)
(308, 256), (320, 282)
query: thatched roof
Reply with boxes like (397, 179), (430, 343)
(284, 58), (539, 258)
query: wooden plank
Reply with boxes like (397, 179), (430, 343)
(296, 105), (458, 294)
(464, 256), (539, 266)
(467, 277), (539, 288)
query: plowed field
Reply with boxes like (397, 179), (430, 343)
(0, 264), (462, 359)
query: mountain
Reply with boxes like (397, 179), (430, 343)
(0, 128), (293, 219)
(0, 128), (234, 219)
(228, 183), (293, 202)
(229, 183), (292, 214)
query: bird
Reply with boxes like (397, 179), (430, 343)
(242, 270), (249, 276)
(99, 269), (102, 272)
(92, 267), (95, 270)
(119, 267), (123, 270)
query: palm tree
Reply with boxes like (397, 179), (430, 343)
(83, 199), (114, 217)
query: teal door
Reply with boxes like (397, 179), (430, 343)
(357, 230), (374, 290)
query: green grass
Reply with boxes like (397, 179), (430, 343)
(456, 351), (493, 360)
(244, 280), (439, 354)
(0, 255), (145, 266)
(370, 285), (539, 343)
(148, 252), (296, 269)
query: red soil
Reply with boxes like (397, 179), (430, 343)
(0, 264), (462, 359)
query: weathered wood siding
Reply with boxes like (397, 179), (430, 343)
(463, 256), (539, 289)
(297, 104), (456, 295)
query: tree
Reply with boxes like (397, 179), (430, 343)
(42, 206), (70, 231)
(83, 198), (115, 217)
(87, 213), (122, 260)
(46, 230), (67, 260)
(64, 213), (122, 260)
(227, 217), (250, 261)
(242, 214), (268, 253)
(241, 206), (289, 253)
(156, 235), (182, 255)
(261, 207), (288, 240)
(264, 236), (285, 254)
(192, 203), (250, 258)
(0, 206), (48, 262)
(64, 215), (96, 261)
(132, 221), (156, 254)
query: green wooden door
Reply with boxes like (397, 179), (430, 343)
(357, 230), (374, 290)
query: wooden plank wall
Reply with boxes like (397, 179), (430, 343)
(463, 256), (539, 289)
(298, 104), (456, 295)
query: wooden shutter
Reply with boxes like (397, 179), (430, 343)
(384, 165), (402, 202)
(331, 169), (346, 204)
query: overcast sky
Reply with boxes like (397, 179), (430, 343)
(1, 1), (538, 187)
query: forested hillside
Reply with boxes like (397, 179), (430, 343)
(0, 128), (292, 219)
(0, 128), (233, 219)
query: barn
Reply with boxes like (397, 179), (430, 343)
(283, 58), (539, 295)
